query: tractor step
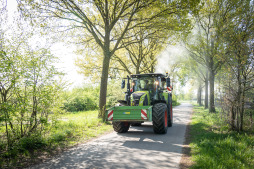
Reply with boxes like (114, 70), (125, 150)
(106, 106), (152, 122)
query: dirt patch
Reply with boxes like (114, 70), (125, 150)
(179, 113), (194, 169)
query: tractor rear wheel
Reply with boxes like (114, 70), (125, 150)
(152, 103), (168, 134)
(113, 122), (130, 133)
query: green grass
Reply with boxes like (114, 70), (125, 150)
(51, 110), (112, 144)
(0, 110), (113, 168)
(190, 105), (254, 169)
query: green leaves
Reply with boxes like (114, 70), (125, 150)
(0, 32), (64, 154)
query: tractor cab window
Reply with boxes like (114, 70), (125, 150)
(161, 78), (166, 89)
(132, 77), (157, 91)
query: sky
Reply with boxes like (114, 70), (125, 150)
(50, 43), (86, 89)
(6, 0), (85, 89)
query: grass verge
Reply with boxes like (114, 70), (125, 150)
(0, 110), (113, 168)
(189, 105), (254, 169)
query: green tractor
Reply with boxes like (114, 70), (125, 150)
(106, 73), (173, 134)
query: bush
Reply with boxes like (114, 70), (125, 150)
(18, 135), (46, 152)
(63, 97), (98, 112)
(172, 94), (179, 106)
(62, 86), (99, 112)
(50, 132), (66, 142)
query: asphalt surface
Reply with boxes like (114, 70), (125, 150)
(29, 103), (193, 169)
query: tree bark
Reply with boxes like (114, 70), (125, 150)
(205, 70), (209, 109)
(3, 93), (10, 148)
(136, 62), (140, 74)
(99, 54), (110, 118)
(197, 88), (199, 104)
(250, 111), (253, 130)
(197, 83), (202, 106)
(240, 81), (246, 131)
(150, 65), (154, 73)
(231, 106), (235, 130)
(209, 70), (216, 113)
(98, 23), (111, 119)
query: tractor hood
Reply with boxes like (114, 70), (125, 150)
(130, 91), (150, 106)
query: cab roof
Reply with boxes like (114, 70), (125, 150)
(130, 73), (166, 78)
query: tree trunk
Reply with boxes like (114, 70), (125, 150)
(205, 70), (209, 109)
(3, 93), (10, 148)
(231, 106), (235, 130)
(197, 83), (202, 106)
(150, 65), (154, 73)
(136, 62), (140, 74)
(209, 70), (216, 113)
(250, 111), (253, 130)
(240, 81), (246, 131)
(236, 63), (241, 131)
(98, 53), (111, 119)
(98, 22), (111, 119)
(236, 106), (239, 131)
(197, 88), (199, 104)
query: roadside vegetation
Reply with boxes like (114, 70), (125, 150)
(190, 104), (254, 169)
(0, 110), (112, 168)
(1, 0), (253, 168)
(0, 74), (179, 169)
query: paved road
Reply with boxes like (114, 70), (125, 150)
(30, 103), (192, 169)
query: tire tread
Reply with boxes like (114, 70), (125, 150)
(152, 103), (167, 134)
(113, 122), (130, 133)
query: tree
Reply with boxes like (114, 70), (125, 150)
(187, 57), (208, 106)
(185, 44), (209, 108)
(0, 13), (63, 147)
(185, 0), (234, 112)
(113, 26), (168, 74)
(19, 0), (193, 117)
(221, 0), (254, 131)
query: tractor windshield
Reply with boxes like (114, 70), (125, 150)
(132, 77), (157, 92)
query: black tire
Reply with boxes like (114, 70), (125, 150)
(168, 101), (173, 127)
(131, 123), (142, 126)
(113, 122), (130, 133)
(152, 103), (168, 134)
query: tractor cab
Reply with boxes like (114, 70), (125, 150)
(130, 74), (167, 106)
(120, 73), (171, 106)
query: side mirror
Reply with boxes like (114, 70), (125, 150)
(166, 78), (170, 87)
(121, 79), (125, 89)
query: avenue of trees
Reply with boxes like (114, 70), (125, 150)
(0, 0), (253, 157)
(19, 0), (198, 117)
(184, 0), (254, 131)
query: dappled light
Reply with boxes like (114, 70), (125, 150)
(30, 103), (192, 169)
(0, 0), (253, 168)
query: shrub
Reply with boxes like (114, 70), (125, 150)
(62, 86), (99, 112)
(172, 94), (179, 106)
(63, 95), (98, 112)
(18, 135), (46, 152)
(50, 132), (66, 142)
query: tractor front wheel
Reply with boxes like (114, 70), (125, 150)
(152, 103), (168, 134)
(113, 122), (130, 133)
